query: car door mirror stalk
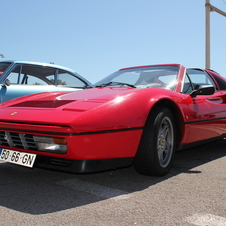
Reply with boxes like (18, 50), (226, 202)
(2, 79), (10, 87)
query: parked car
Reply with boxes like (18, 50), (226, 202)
(0, 61), (92, 102)
(0, 64), (225, 176)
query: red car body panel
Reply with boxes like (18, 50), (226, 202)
(0, 64), (225, 173)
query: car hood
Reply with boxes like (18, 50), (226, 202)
(3, 86), (136, 108)
(0, 87), (179, 133)
(0, 87), (143, 120)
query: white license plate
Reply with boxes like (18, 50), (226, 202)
(0, 149), (36, 168)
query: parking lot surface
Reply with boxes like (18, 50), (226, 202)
(0, 140), (226, 225)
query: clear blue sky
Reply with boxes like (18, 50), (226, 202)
(1, 0), (226, 83)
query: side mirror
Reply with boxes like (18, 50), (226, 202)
(2, 79), (10, 87)
(190, 85), (215, 97)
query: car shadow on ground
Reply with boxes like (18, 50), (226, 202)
(0, 139), (225, 215)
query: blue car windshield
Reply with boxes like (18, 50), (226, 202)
(94, 65), (179, 90)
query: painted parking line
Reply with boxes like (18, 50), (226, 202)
(57, 179), (131, 200)
(186, 214), (226, 226)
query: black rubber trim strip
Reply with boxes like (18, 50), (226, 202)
(0, 126), (144, 136)
(184, 117), (226, 125)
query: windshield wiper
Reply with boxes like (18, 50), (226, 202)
(96, 81), (136, 88)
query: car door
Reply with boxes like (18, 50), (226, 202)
(183, 69), (226, 143)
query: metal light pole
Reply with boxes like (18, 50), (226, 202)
(205, 0), (226, 69)
(205, 0), (211, 69)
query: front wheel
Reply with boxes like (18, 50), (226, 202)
(134, 107), (176, 176)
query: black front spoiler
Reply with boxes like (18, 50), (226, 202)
(34, 155), (134, 173)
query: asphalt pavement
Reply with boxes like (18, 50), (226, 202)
(0, 140), (226, 225)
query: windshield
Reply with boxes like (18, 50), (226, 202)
(94, 65), (179, 90)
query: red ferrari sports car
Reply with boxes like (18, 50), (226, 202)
(0, 64), (225, 176)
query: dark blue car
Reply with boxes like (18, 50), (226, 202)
(0, 61), (92, 103)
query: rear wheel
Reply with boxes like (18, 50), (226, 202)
(134, 107), (176, 176)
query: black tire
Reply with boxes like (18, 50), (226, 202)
(134, 106), (176, 176)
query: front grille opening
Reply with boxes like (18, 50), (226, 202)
(0, 131), (37, 150)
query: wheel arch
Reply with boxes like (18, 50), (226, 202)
(146, 99), (184, 145)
